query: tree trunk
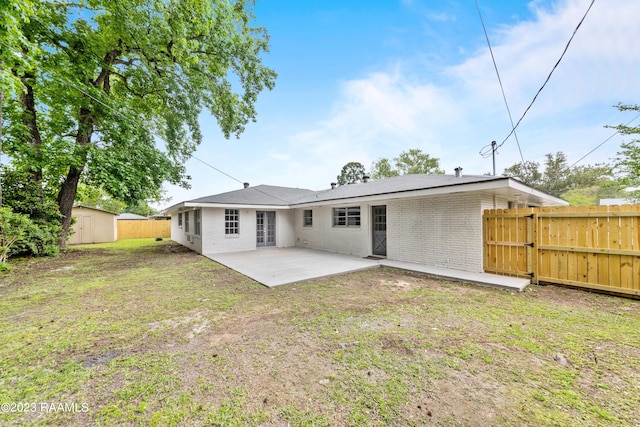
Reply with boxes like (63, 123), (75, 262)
(0, 85), (3, 208)
(57, 107), (94, 248)
(20, 74), (44, 185)
(57, 165), (83, 246)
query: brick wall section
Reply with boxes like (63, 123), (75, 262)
(387, 193), (499, 272)
(169, 193), (512, 268)
(276, 210), (296, 248)
(294, 205), (370, 256)
(172, 208), (296, 255)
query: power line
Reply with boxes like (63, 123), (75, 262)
(475, 0), (526, 172)
(569, 111), (640, 168)
(497, 0), (596, 149)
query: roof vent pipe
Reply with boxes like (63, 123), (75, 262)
(243, 182), (250, 188)
(363, 175), (370, 183)
(330, 182), (337, 189)
(454, 167), (463, 178)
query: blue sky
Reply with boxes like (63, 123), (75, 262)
(160, 0), (640, 206)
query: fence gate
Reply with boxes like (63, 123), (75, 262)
(483, 208), (536, 279)
(483, 205), (640, 297)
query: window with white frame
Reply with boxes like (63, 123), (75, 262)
(184, 211), (190, 233)
(225, 209), (239, 235)
(194, 209), (201, 236)
(303, 209), (313, 227)
(178, 212), (183, 228)
(333, 206), (360, 227)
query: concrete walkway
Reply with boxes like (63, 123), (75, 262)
(205, 247), (530, 291)
(379, 260), (529, 291)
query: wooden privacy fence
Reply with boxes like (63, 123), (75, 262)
(117, 220), (171, 240)
(484, 205), (640, 297)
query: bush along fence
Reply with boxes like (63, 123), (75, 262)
(483, 204), (640, 297)
(117, 220), (171, 240)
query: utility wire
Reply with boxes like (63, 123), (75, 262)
(475, 0), (526, 171)
(497, 0), (596, 149)
(569, 111), (640, 168)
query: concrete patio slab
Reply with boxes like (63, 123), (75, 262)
(205, 247), (379, 287)
(379, 260), (530, 292)
(205, 247), (530, 291)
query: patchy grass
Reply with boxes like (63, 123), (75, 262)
(1, 239), (639, 426)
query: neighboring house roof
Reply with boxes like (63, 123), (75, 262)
(117, 213), (149, 220)
(148, 214), (170, 220)
(599, 198), (633, 206)
(163, 174), (567, 212)
(72, 204), (119, 215)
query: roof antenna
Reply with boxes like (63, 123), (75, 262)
(479, 140), (498, 176)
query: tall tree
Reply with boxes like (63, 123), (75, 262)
(503, 151), (617, 202)
(394, 148), (444, 175)
(540, 152), (571, 196)
(75, 184), (127, 213)
(2, 0), (277, 246)
(0, 0), (37, 207)
(503, 160), (542, 188)
(612, 104), (640, 201)
(337, 162), (366, 185)
(369, 148), (444, 178)
(369, 158), (399, 180)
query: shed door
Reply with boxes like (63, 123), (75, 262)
(256, 211), (276, 247)
(372, 205), (387, 256)
(81, 215), (94, 243)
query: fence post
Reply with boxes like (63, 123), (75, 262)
(531, 211), (539, 284)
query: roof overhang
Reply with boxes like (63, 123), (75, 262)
(290, 178), (567, 208)
(163, 202), (292, 213)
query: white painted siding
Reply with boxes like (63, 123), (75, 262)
(200, 208), (256, 254)
(171, 212), (190, 248)
(387, 194), (486, 272)
(171, 209), (203, 252)
(480, 194), (509, 211)
(169, 192), (509, 271)
(293, 205), (370, 256)
(276, 210), (296, 248)
(173, 208), (295, 254)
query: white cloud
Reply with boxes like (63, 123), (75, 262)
(303, 0), (636, 179)
(163, 0), (640, 205)
(450, 0), (640, 114)
(269, 69), (461, 186)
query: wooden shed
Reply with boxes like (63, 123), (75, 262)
(69, 205), (118, 245)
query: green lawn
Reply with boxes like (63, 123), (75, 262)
(1, 239), (639, 426)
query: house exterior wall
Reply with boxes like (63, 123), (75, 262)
(171, 209), (203, 252)
(171, 207), (296, 255)
(294, 204), (370, 256)
(386, 193), (489, 272)
(480, 194), (509, 211)
(69, 207), (117, 244)
(292, 195), (500, 272)
(277, 210), (296, 248)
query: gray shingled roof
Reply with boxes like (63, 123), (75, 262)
(291, 174), (507, 204)
(188, 185), (315, 206)
(166, 174), (563, 211)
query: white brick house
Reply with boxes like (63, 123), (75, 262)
(164, 174), (567, 274)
